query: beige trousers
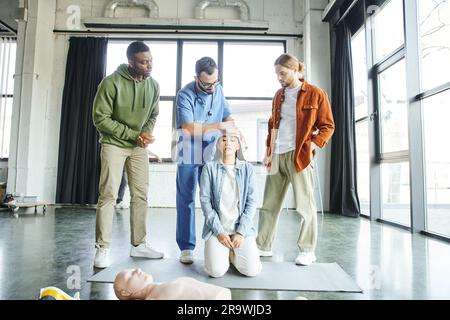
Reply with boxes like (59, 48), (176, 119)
(204, 236), (262, 278)
(95, 144), (149, 248)
(256, 151), (318, 252)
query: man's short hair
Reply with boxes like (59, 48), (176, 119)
(195, 57), (218, 77)
(127, 41), (150, 60)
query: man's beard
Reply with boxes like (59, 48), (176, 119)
(197, 82), (215, 95)
(129, 65), (149, 78)
(202, 88), (214, 95)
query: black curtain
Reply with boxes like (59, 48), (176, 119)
(56, 37), (108, 205)
(329, 22), (361, 217)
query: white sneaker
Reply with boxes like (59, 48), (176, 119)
(258, 249), (273, 257)
(115, 201), (130, 209)
(295, 252), (317, 266)
(179, 250), (194, 264)
(130, 243), (164, 259)
(94, 247), (111, 268)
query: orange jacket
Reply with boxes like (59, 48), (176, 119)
(266, 80), (335, 172)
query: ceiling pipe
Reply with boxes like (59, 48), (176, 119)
(104, 0), (159, 18)
(195, 0), (250, 20)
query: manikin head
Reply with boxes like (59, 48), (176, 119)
(274, 53), (305, 88)
(113, 268), (154, 300)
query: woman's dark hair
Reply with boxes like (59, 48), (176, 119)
(195, 57), (218, 77)
(126, 41), (150, 60)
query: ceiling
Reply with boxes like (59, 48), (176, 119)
(0, 20), (16, 36)
(0, 0), (19, 36)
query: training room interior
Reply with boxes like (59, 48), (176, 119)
(0, 0), (449, 301)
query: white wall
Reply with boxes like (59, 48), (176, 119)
(54, 0), (303, 32)
(7, 0), (58, 201)
(8, 0), (333, 210)
(301, 0), (332, 211)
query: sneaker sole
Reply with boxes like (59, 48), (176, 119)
(179, 259), (194, 265)
(259, 253), (273, 257)
(94, 262), (110, 269)
(130, 253), (164, 259)
(295, 258), (317, 266)
(259, 251), (273, 257)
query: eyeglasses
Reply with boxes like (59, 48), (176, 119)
(197, 77), (220, 90)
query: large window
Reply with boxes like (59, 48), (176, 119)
(378, 59), (408, 154)
(106, 40), (284, 162)
(381, 162), (411, 227)
(107, 41), (177, 159)
(418, 0), (450, 92)
(223, 42), (284, 162)
(181, 42), (218, 88)
(227, 100), (272, 162)
(352, 28), (370, 216)
(344, 0), (450, 238)
(0, 37), (16, 159)
(223, 43), (282, 97)
(423, 91), (450, 237)
(356, 121), (370, 215)
(417, 0), (450, 238)
(107, 41), (178, 96)
(370, 0), (410, 227)
(372, 0), (405, 63)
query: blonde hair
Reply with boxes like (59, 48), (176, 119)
(274, 53), (305, 73)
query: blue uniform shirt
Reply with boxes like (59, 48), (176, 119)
(176, 81), (231, 164)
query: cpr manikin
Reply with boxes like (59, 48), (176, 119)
(113, 268), (231, 300)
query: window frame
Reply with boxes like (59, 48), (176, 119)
(351, 27), (371, 217)
(338, 0), (450, 240)
(370, 20), (407, 162)
(410, 0), (450, 238)
(0, 36), (16, 160)
(368, 0), (411, 228)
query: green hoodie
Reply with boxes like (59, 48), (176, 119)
(93, 64), (160, 148)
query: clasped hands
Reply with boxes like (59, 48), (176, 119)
(217, 233), (244, 249)
(136, 132), (155, 148)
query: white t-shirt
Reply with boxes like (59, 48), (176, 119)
(219, 165), (240, 234)
(275, 84), (301, 154)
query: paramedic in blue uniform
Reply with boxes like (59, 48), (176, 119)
(175, 57), (237, 265)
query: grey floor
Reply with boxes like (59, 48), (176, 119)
(0, 206), (450, 300)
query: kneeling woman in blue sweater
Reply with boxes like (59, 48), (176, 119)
(200, 133), (262, 278)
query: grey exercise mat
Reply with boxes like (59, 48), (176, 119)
(88, 258), (362, 293)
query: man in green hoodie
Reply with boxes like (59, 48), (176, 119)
(92, 41), (164, 269)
